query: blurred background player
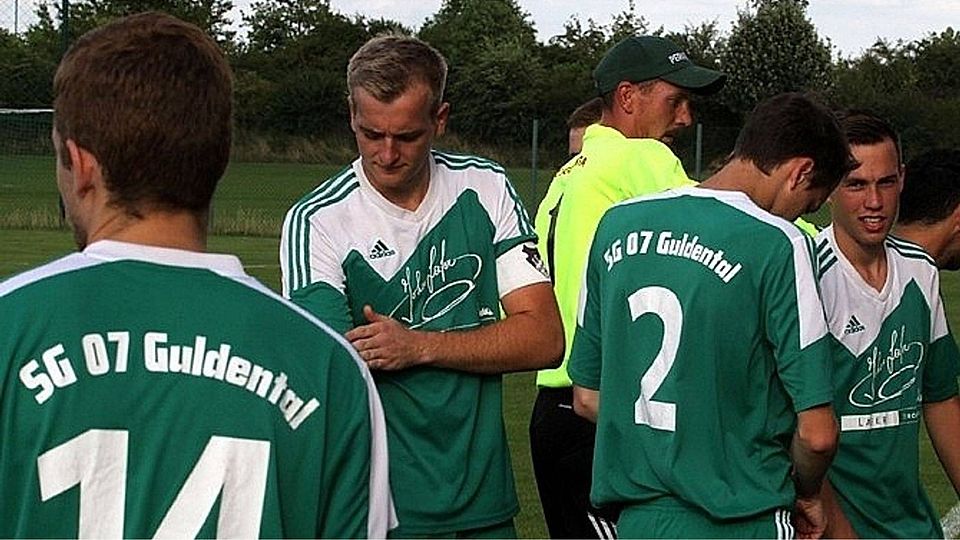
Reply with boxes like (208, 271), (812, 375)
(281, 34), (563, 537)
(529, 35), (725, 539)
(894, 148), (960, 270)
(570, 93), (850, 538)
(816, 112), (960, 538)
(533, 97), (603, 287)
(0, 12), (392, 538)
(566, 97), (604, 156)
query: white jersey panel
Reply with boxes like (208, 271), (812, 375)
(0, 253), (100, 298)
(280, 166), (357, 296)
(283, 151), (542, 298)
(815, 226), (946, 356)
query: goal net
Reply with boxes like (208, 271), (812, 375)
(0, 108), (61, 230)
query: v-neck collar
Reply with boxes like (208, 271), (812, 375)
(354, 155), (439, 222)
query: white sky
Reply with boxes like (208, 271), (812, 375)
(5, 0), (957, 58)
(325, 0), (960, 58)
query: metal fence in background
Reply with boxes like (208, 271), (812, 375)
(0, 0), (41, 36)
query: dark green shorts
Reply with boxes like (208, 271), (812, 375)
(388, 519), (517, 539)
(617, 502), (794, 539)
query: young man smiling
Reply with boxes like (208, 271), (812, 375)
(816, 112), (960, 538)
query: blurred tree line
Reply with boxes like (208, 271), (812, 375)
(1, 0), (958, 167)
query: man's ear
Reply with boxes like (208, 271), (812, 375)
(787, 157), (816, 192)
(948, 202), (960, 236)
(615, 81), (636, 115)
(65, 139), (101, 197)
(435, 101), (450, 137)
(347, 96), (358, 133)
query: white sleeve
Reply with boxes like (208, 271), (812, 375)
(496, 241), (550, 298)
(280, 208), (346, 296)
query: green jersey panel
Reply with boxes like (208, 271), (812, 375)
(569, 187), (833, 520)
(340, 193), (516, 531)
(290, 281), (353, 334)
(0, 242), (391, 538)
(816, 228), (960, 539)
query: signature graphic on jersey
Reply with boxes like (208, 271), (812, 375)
(849, 325), (924, 408)
(390, 238), (483, 329)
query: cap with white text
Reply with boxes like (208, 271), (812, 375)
(593, 35), (726, 95)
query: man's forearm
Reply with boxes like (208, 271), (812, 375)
(417, 306), (563, 373)
(820, 480), (858, 538)
(572, 385), (599, 422)
(347, 282), (564, 374)
(792, 406), (839, 498)
(924, 396), (960, 496)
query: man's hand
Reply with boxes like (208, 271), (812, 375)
(346, 305), (425, 371)
(346, 282), (562, 374)
(794, 496), (827, 539)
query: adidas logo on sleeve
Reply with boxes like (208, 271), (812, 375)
(843, 315), (865, 335)
(368, 239), (397, 260)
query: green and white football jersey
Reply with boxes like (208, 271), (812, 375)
(816, 226), (960, 539)
(281, 151), (548, 534)
(0, 240), (393, 538)
(569, 187), (834, 520)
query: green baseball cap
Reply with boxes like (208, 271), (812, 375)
(593, 35), (726, 95)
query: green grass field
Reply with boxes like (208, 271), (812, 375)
(0, 154), (551, 237)
(2, 154), (958, 537)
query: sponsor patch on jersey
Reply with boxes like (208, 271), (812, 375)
(522, 243), (549, 278)
(368, 239), (396, 260)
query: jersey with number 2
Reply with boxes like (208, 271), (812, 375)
(568, 187), (834, 519)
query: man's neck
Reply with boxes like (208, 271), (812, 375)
(361, 163), (430, 212)
(85, 209), (207, 252)
(834, 226), (887, 292)
(892, 223), (939, 260)
(700, 160), (772, 210)
(600, 110), (638, 139)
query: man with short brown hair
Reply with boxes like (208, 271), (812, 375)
(817, 112), (960, 539)
(0, 13), (392, 537)
(566, 97), (604, 156)
(282, 34), (563, 538)
(571, 92), (849, 538)
(894, 149), (960, 270)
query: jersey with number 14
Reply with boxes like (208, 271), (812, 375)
(0, 241), (392, 538)
(569, 187), (834, 519)
(816, 226), (960, 538)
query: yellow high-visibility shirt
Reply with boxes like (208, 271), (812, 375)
(534, 124), (693, 387)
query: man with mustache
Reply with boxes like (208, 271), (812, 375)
(530, 35), (725, 539)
